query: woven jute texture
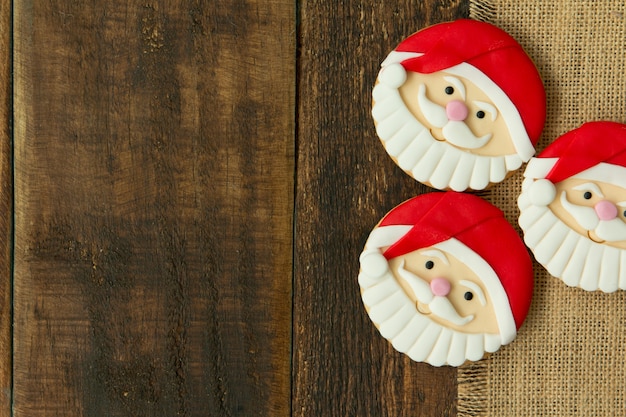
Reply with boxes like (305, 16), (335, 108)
(458, 1), (626, 416)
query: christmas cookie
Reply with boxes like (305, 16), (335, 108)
(518, 121), (626, 292)
(372, 19), (546, 191)
(359, 192), (533, 366)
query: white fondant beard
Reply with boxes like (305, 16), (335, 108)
(519, 185), (626, 292)
(358, 266), (502, 366)
(372, 80), (522, 191)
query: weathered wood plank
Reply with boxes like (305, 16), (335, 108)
(293, 1), (468, 416)
(0, 0), (11, 415)
(13, 1), (294, 415)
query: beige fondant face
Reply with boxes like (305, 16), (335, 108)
(387, 246), (500, 334)
(549, 177), (626, 250)
(398, 70), (515, 156)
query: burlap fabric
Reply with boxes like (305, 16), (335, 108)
(458, 1), (626, 416)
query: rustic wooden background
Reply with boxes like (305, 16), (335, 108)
(4, 0), (467, 415)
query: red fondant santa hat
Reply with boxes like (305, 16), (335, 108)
(378, 19), (546, 162)
(523, 121), (626, 205)
(361, 192), (533, 344)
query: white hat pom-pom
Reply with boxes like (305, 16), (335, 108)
(529, 179), (556, 206)
(359, 249), (389, 279)
(378, 63), (407, 89)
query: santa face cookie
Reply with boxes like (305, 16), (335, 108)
(372, 19), (546, 191)
(518, 121), (626, 292)
(359, 192), (534, 366)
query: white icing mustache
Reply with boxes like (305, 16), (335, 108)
(397, 261), (474, 326)
(560, 191), (599, 230)
(595, 219), (626, 242)
(417, 84), (492, 149)
(560, 191), (626, 242)
(417, 84), (448, 128)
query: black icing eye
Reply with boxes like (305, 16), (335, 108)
(623, 210), (626, 217)
(444, 86), (454, 95)
(464, 291), (474, 301)
(583, 191), (592, 200)
(476, 110), (486, 119)
(425, 260), (434, 270)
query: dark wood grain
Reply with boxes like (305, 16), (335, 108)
(9, 0), (465, 414)
(0, 0), (11, 415)
(13, 1), (294, 416)
(293, 1), (468, 416)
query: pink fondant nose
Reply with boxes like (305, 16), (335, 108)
(430, 277), (451, 297)
(446, 100), (468, 121)
(594, 200), (618, 221)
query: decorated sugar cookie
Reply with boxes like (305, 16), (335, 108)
(518, 121), (626, 292)
(372, 19), (546, 191)
(359, 192), (533, 366)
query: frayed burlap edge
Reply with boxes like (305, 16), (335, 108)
(457, 357), (489, 417)
(468, 0), (495, 23)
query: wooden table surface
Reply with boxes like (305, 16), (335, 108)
(3, 0), (467, 415)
